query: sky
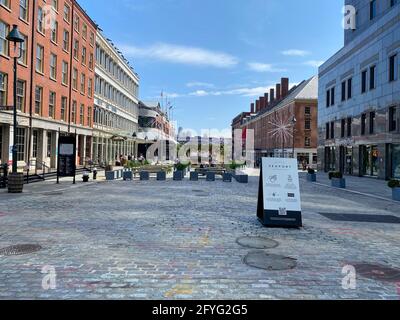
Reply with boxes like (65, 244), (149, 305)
(80, 0), (345, 136)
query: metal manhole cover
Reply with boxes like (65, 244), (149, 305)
(0, 244), (42, 256)
(318, 213), (400, 224)
(353, 263), (400, 283)
(244, 251), (297, 271)
(237, 236), (279, 249)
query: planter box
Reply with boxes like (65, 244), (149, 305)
(140, 171), (149, 181)
(123, 171), (133, 181)
(331, 178), (346, 188)
(173, 171), (184, 181)
(306, 173), (317, 182)
(206, 172), (215, 182)
(392, 187), (400, 201)
(223, 172), (232, 182)
(105, 171), (115, 181)
(234, 174), (248, 184)
(8, 173), (24, 193)
(157, 171), (166, 181)
(190, 172), (199, 181)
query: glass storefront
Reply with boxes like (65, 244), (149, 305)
(392, 144), (400, 179)
(325, 147), (336, 171)
(361, 145), (379, 177)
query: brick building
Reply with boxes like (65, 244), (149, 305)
(232, 76), (318, 168)
(0, 0), (96, 170)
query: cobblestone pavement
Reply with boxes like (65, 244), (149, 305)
(0, 174), (399, 300)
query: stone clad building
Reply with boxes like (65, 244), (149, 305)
(232, 76), (318, 168)
(318, 0), (400, 179)
(0, 0), (96, 169)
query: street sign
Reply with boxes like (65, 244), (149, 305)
(57, 133), (76, 184)
(257, 157), (302, 228)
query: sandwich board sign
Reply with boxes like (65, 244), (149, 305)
(57, 133), (76, 184)
(257, 157), (302, 228)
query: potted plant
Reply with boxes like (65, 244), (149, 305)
(174, 163), (186, 181)
(307, 168), (317, 182)
(330, 171), (346, 188)
(105, 164), (115, 181)
(388, 179), (400, 201)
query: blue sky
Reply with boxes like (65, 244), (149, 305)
(80, 0), (344, 136)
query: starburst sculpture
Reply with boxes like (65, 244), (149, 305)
(268, 112), (294, 148)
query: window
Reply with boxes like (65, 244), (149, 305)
(81, 46), (86, 65)
(389, 106), (397, 132)
(18, 34), (28, 64)
(64, 4), (70, 22)
(347, 78), (352, 99)
(391, 0), (397, 7)
(341, 81), (346, 101)
(326, 90), (330, 107)
(361, 113), (366, 135)
(34, 86), (42, 115)
(38, 7), (45, 33)
(1, 0), (10, 8)
(361, 70), (367, 93)
(19, 0), (28, 21)
(51, 0), (58, 11)
(369, 111), (376, 134)
(330, 87), (335, 106)
(0, 20), (9, 56)
(47, 132), (52, 158)
(305, 118), (311, 130)
(51, 20), (58, 43)
(62, 61), (68, 85)
(50, 53), (57, 80)
(73, 39), (79, 59)
(88, 78), (93, 97)
(36, 45), (44, 73)
(330, 121), (335, 139)
(61, 97), (67, 121)
(341, 119), (346, 138)
(305, 106), (311, 115)
(16, 128), (25, 161)
(87, 107), (92, 127)
(71, 101), (76, 123)
(32, 130), (38, 158)
(16, 80), (25, 111)
(74, 15), (80, 32)
(82, 24), (87, 39)
(62, 30), (70, 51)
(0, 72), (7, 106)
(305, 137), (311, 147)
(72, 68), (78, 89)
(80, 104), (84, 125)
(49, 91), (55, 118)
(347, 117), (352, 137)
(89, 53), (94, 70)
(370, 65), (376, 90)
(370, 0), (376, 20)
(89, 32), (94, 46)
(389, 54), (398, 82)
(325, 123), (330, 140)
(80, 73), (86, 94)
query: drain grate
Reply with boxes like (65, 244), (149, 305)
(244, 251), (297, 271)
(318, 213), (400, 224)
(237, 236), (279, 249)
(353, 263), (400, 283)
(0, 244), (42, 256)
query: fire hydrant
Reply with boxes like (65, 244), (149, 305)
(82, 172), (89, 182)
(93, 168), (97, 180)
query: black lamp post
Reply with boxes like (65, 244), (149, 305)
(144, 136), (148, 159)
(6, 25), (25, 174)
(292, 116), (297, 159)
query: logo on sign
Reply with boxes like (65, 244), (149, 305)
(278, 208), (287, 216)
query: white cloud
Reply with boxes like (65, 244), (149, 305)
(119, 43), (239, 68)
(303, 60), (325, 67)
(188, 85), (276, 97)
(247, 62), (286, 73)
(186, 82), (215, 88)
(282, 49), (311, 57)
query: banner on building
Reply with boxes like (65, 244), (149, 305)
(257, 157), (302, 228)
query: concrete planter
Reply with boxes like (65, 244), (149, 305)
(190, 172), (199, 181)
(173, 171), (184, 181)
(331, 178), (346, 188)
(206, 172), (216, 182)
(140, 171), (149, 181)
(223, 172), (232, 182)
(8, 173), (24, 193)
(105, 171), (115, 181)
(307, 173), (317, 182)
(123, 171), (133, 181)
(234, 174), (248, 184)
(157, 171), (166, 181)
(392, 187), (400, 201)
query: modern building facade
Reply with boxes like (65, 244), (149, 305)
(318, 0), (400, 179)
(232, 77), (318, 168)
(0, 0), (96, 170)
(92, 31), (140, 165)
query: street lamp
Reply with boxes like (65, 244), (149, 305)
(291, 116), (297, 159)
(144, 136), (148, 159)
(6, 25), (25, 193)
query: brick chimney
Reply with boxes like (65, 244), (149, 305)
(250, 103), (255, 113)
(255, 100), (260, 112)
(260, 96), (265, 110)
(281, 77), (289, 98)
(264, 93), (269, 108)
(270, 88), (275, 103)
(276, 83), (281, 100)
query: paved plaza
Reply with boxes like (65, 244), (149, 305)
(0, 172), (400, 300)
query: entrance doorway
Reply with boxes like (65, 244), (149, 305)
(361, 145), (379, 177)
(340, 146), (353, 175)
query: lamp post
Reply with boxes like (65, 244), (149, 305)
(291, 116), (297, 159)
(144, 136), (148, 159)
(6, 25), (25, 193)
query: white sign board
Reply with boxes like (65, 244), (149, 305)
(257, 157), (302, 227)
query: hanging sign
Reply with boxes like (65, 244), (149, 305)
(257, 157), (302, 228)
